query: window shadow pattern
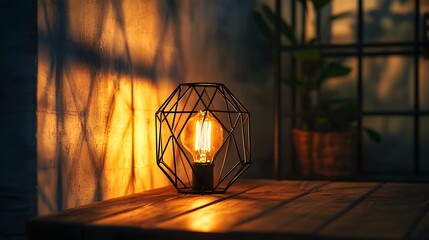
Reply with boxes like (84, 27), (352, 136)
(37, 0), (187, 214)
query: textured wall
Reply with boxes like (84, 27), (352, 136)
(37, 0), (273, 214)
(38, 0), (180, 214)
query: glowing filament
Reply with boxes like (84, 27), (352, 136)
(195, 120), (211, 151)
(181, 111), (223, 164)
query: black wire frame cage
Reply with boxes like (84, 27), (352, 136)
(155, 83), (251, 194)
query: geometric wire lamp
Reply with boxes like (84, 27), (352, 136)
(156, 82), (251, 194)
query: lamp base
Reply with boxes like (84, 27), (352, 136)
(192, 163), (213, 192)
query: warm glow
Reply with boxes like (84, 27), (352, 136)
(195, 119), (211, 152)
(180, 111), (223, 163)
(37, 0), (176, 214)
(189, 208), (215, 232)
(188, 198), (216, 232)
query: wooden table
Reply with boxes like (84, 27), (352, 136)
(27, 180), (429, 239)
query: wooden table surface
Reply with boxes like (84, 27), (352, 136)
(27, 179), (429, 240)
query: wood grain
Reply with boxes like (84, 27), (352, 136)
(27, 180), (429, 240)
(152, 181), (328, 232)
(407, 202), (429, 239)
(30, 186), (178, 223)
(89, 179), (262, 227)
(83, 181), (327, 240)
(27, 179), (262, 240)
(232, 182), (378, 235)
(319, 182), (429, 239)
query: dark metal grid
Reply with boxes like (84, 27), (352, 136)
(274, 0), (282, 180)
(275, 0), (426, 178)
(413, 0), (420, 174)
(357, 0), (364, 174)
(156, 83), (251, 194)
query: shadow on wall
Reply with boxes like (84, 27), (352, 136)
(37, 0), (187, 214)
(37, 0), (273, 214)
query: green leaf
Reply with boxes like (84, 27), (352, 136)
(280, 20), (296, 44)
(261, 4), (296, 43)
(329, 11), (353, 22)
(311, 0), (331, 10)
(323, 62), (351, 78)
(318, 62), (351, 87)
(253, 11), (274, 40)
(364, 128), (381, 143)
(292, 49), (321, 60)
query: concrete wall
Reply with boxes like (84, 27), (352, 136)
(0, 1), (38, 239)
(37, 0), (273, 215)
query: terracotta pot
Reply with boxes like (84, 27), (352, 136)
(292, 128), (356, 177)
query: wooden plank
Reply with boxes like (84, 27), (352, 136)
(231, 181), (379, 236)
(29, 186), (178, 223)
(319, 183), (429, 239)
(30, 179), (258, 224)
(148, 181), (328, 233)
(88, 180), (262, 227)
(407, 202), (429, 239)
(27, 179), (262, 240)
(27, 186), (179, 240)
(29, 180), (429, 240)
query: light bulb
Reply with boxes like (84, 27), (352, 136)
(180, 111), (223, 191)
(181, 111), (223, 164)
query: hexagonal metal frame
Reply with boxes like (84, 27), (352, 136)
(155, 83), (251, 194)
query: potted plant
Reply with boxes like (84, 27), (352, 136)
(254, 0), (380, 176)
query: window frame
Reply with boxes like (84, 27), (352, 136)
(274, 0), (429, 179)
